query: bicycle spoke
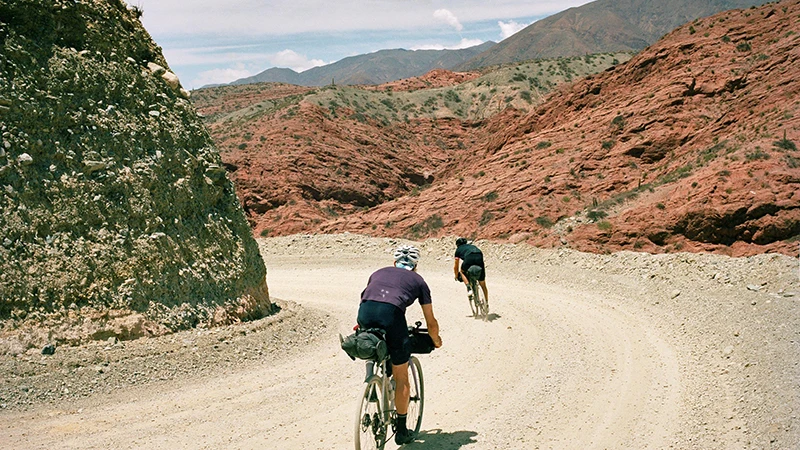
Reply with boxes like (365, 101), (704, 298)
(356, 377), (386, 450)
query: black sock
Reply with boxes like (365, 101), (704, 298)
(396, 413), (407, 431)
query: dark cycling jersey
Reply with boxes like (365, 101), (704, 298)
(358, 266), (432, 365)
(454, 243), (481, 261)
(455, 243), (485, 281)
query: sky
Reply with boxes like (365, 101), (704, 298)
(127, 0), (595, 90)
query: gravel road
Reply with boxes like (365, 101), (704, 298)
(1, 234), (798, 449)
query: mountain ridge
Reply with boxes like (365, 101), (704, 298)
(225, 42), (496, 88)
(455, 0), (773, 70)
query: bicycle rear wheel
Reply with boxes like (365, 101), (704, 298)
(405, 356), (425, 435)
(355, 376), (387, 450)
(473, 282), (488, 321)
(468, 280), (479, 317)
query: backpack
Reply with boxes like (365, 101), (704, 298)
(340, 328), (388, 361)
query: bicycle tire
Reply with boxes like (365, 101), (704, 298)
(405, 356), (425, 435)
(473, 281), (488, 321)
(355, 376), (387, 450)
(468, 280), (479, 317)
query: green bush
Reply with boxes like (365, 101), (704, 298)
(745, 149), (770, 161)
(586, 210), (608, 221)
(535, 216), (554, 228)
(479, 210), (494, 226)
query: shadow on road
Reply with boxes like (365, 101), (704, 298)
(406, 428), (478, 449)
(466, 313), (502, 322)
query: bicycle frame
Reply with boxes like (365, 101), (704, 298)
(354, 323), (427, 450)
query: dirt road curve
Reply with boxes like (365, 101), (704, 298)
(2, 235), (798, 449)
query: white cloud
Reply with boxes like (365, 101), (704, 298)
(135, 0), (594, 37)
(176, 48), (327, 88)
(433, 9), (463, 32)
(411, 38), (486, 51)
(271, 49), (326, 72)
(498, 20), (530, 39)
(191, 65), (254, 88)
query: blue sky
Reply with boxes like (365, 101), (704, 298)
(128, 1), (595, 89)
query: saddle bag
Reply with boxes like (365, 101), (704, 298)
(340, 328), (388, 361)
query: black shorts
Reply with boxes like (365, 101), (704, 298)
(460, 253), (485, 281)
(357, 300), (410, 365)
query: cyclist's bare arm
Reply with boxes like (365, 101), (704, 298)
(453, 258), (460, 279)
(421, 303), (442, 348)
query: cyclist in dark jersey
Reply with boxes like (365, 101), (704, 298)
(453, 237), (489, 307)
(357, 244), (442, 445)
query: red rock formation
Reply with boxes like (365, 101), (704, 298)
(196, 0), (800, 257)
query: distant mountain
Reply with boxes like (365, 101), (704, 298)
(456, 0), (772, 70)
(228, 42), (495, 87)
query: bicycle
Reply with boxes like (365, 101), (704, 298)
(466, 269), (488, 321)
(354, 322), (431, 450)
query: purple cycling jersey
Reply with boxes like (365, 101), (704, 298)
(360, 266), (432, 313)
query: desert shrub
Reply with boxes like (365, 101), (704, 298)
(597, 221), (612, 231)
(444, 90), (461, 103)
(408, 214), (443, 238)
(479, 210), (494, 226)
(773, 134), (797, 151)
(745, 149), (770, 161)
(483, 191), (499, 202)
(586, 210), (607, 221)
(535, 216), (554, 228)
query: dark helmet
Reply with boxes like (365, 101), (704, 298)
(455, 237), (468, 247)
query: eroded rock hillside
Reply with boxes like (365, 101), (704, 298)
(0, 0), (272, 354)
(196, 0), (799, 257)
(193, 52), (631, 236)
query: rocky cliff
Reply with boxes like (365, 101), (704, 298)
(0, 0), (272, 353)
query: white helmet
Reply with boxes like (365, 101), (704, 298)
(393, 245), (420, 269)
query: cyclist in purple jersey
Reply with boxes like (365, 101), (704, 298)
(357, 245), (442, 445)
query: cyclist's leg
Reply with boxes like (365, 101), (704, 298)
(459, 262), (471, 288)
(476, 260), (488, 304)
(392, 361), (410, 414)
(381, 304), (410, 412)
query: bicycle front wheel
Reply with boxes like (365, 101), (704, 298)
(405, 356), (425, 435)
(355, 376), (387, 450)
